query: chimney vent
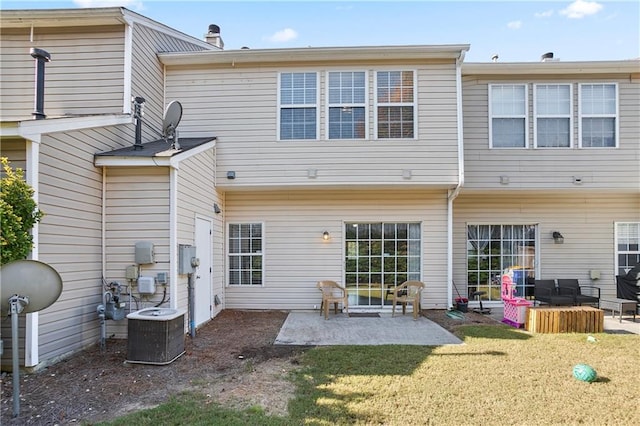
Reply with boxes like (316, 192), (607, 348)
(541, 52), (554, 62)
(491, 54), (499, 62)
(205, 24), (224, 49)
(30, 48), (51, 120)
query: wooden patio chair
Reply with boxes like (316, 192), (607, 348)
(556, 279), (600, 306)
(392, 281), (425, 320)
(317, 280), (348, 320)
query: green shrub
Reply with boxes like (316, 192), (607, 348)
(1, 157), (43, 265)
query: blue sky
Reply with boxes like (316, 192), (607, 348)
(3, 0), (639, 62)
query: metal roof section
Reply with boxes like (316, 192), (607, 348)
(159, 44), (471, 66)
(463, 59), (640, 75)
(94, 137), (216, 168)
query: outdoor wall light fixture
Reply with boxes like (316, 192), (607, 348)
(322, 231), (330, 241)
(213, 203), (221, 214)
(552, 231), (564, 244)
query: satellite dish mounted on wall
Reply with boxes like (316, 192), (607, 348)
(0, 259), (63, 418)
(162, 100), (183, 150)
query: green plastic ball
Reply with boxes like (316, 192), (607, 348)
(573, 364), (597, 382)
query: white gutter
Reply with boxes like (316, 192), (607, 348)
(447, 50), (466, 309)
(1, 115), (132, 142)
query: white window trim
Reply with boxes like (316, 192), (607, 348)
(226, 221), (265, 287)
(578, 82), (619, 149)
(325, 70), (369, 140)
(533, 83), (573, 149)
(615, 222), (640, 275)
(488, 83), (529, 149)
(277, 71), (320, 141)
(373, 69), (418, 140)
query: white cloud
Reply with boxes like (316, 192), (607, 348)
(266, 28), (298, 43)
(73, 0), (144, 11)
(507, 20), (523, 30)
(534, 10), (554, 18)
(560, 0), (603, 19)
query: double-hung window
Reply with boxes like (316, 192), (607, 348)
(616, 222), (640, 276)
(376, 71), (415, 139)
(534, 84), (572, 148)
(489, 84), (527, 148)
(228, 223), (263, 286)
(579, 83), (618, 148)
(279, 72), (318, 140)
(327, 71), (367, 139)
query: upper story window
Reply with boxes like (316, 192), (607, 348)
(228, 223), (263, 286)
(579, 83), (618, 148)
(279, 72), (318, 140)
(328, 71), (367, 139)
(375, 71), (415, 139)
(534, 84), (572, 148)
(489, 84), (528, 148)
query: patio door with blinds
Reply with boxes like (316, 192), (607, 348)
(344, 222), (421, 307)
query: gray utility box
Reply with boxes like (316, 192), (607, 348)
(126, 308), (186, 365)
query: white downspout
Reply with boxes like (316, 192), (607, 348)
(169, 164), (179, 309)
(24, 139), (39, 367)
(101, 167), (107, 283)
(447, 50), (466, 309)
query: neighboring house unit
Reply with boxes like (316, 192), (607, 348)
(1, 7), (638, 370)
(455, 61), (640, 302)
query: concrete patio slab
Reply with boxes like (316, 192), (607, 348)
(274, 312), (463, 346)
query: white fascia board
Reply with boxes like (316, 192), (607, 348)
(169, 140), (216, 169)
(1, 115), (131, 142)
(159, 44), (471, 66)
(94, 157), (171, 167)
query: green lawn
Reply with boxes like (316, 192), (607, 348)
(100, 325), (640, 425)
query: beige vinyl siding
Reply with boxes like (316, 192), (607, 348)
(130, 23), (212, 144)
(165, 61), (460, 189)
(176, 150), (224, 316)
(462, 75), (640, 190)
(0, 26), (126, 120)
(32, 125), (132, 362)
(223, 189), (450, 310)
(453, 192), (640, 299)
(103, 167), (170, 338)
(0, 139), (27, 169)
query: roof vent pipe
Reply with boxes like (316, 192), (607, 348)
(541, 52), (554, 62)
(132, 96), (145, 150)
(30, 48), (51, 120)
(205, 24), (224, 49)
(491, 54), (499, 62)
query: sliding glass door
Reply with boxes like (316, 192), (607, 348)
(344, 222), (421, 307)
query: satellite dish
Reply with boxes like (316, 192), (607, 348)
(1, 259), (62, 418)
(162, 100), (182, 150)
(0, 259), (62, 314)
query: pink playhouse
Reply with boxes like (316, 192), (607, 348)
(501, 270), (533, 328)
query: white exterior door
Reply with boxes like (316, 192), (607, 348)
(195, 216), (213, 327)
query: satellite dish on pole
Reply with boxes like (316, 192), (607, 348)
(162, 100), (183, 150)
(0, 259), (63, 418)
(1, 260), (62, 313)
